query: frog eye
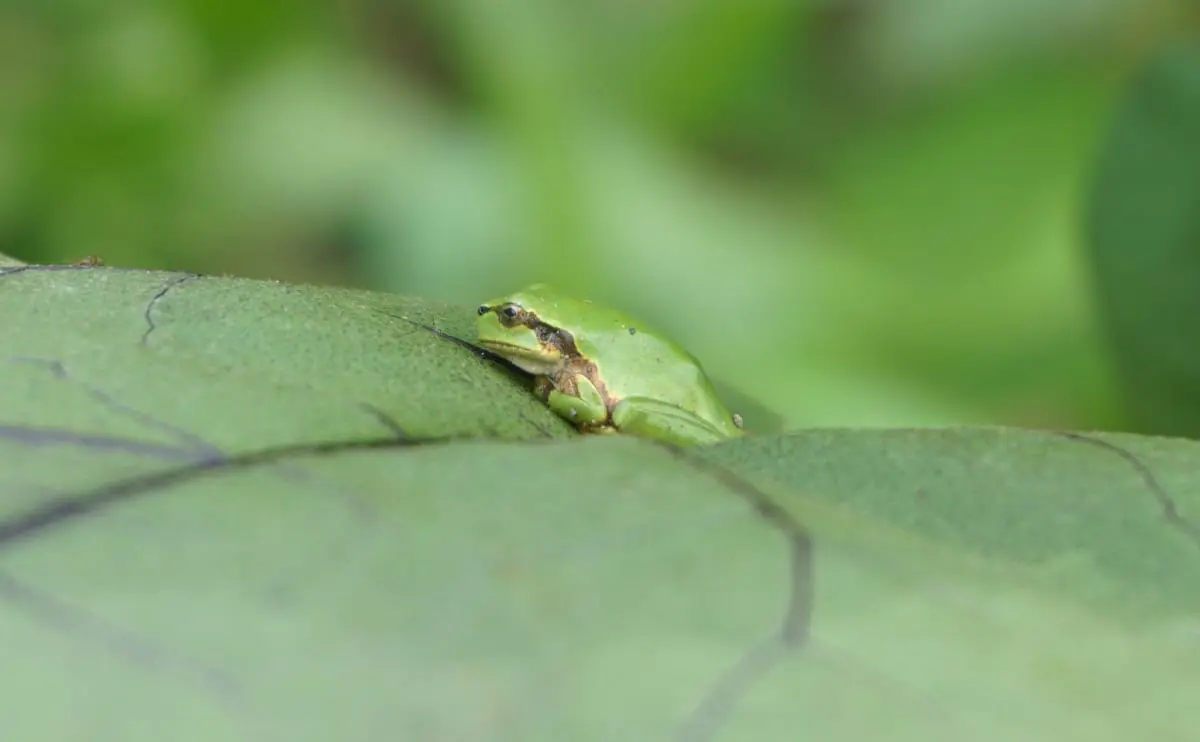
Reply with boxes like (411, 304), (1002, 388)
(501, 304), (520, 320)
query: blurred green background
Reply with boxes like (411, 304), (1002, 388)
(3, 0), (1197, 432)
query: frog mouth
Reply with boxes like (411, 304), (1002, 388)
(478, 340), (566, 376)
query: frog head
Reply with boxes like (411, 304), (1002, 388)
(476, 285), (574, 376)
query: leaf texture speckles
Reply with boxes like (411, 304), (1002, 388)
(1, 267), (1199, 741)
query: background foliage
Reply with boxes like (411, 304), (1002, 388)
(3, 0), (1197, 432)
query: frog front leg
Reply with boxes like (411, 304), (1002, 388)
(611, 396), (739, 447)
(542, 374), (611, 430)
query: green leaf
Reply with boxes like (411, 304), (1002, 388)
(1086, 41), (1200, 437)
(2, 265), (1199, 740)
(0, 263), (574, 446)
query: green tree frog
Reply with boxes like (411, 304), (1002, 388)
(476, 283), (744, 446)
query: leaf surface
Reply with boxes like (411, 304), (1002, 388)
(1, 265), (1198, 741)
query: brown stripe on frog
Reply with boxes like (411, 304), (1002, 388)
(561, 349), (619, 426)
(492, 305), (581, 359)
(492, 303), (621, 423)
(536, 326), (620, 422)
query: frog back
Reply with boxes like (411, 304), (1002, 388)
(543, 300), (739, 435)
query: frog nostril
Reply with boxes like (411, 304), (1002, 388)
(477, 305), (489, 316)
